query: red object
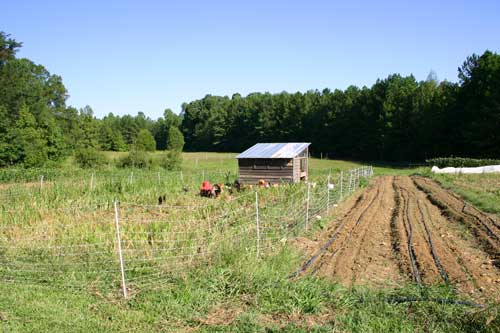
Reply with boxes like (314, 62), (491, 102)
(201, 181), (212, 191)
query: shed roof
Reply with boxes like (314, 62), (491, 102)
(236, 143), (310, 159)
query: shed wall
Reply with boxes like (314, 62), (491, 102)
(238, 158), (294, 184)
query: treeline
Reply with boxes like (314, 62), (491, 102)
(181, 51), (500, 161)
(0, 32), (183, 167)
(1, 30), (499, 166)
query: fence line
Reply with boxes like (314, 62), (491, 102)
(0, 166), (373, 296)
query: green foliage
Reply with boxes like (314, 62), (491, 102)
(0, 31), (22, 65)
(181, 51), (500, 162)
(135, 129), (156, 152)
(158, 150), (182, 170)
(98, 125), (127, 151)
(151, 109), (183, 150)
(74, 147), (108, 168)
(117, 149), (153, 168)
(426, 157), (500, 168)
(1, 28), (500, 167)
(10, 104), (48, 167)
(167, 126), (185, 151)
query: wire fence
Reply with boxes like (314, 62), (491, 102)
(0, 166), (373, 297)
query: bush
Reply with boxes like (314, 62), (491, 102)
(426, 157), (500, 168)
(158, 150), (182, 170)
(74, 147), (107, 168)
(167, 127), (184, 151)
(117, 149), (153, 168)
(136, 129), (156, 152)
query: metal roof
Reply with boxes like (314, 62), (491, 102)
(236, 143), (310, 159)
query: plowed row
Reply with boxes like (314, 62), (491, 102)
(296, 176), (500, 301)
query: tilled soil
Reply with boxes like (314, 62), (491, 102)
(295, 176), (500, 301)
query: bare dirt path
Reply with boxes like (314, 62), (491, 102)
(295, 176), (500, 301)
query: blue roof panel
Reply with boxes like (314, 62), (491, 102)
(236, 143), (310, 159)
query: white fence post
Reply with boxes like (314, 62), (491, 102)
(180, 170), (184, 182)
(355, 168), (358, 189)
(113, 201), (127, 299)
(157, 171), (161, 185)
(129, 172), (133, 184)
(346, 171), (350, 194)
(305, 182), (311, 231)
(339, 171), (343, 200)
(327, 173), (331, 214)
(40, 175), (44, 190)
(255, 191), (260, 258)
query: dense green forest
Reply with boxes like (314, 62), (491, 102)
(0, 32), (183, 167)
(1, 31), (499, 167)
(181, 53), (500, 161)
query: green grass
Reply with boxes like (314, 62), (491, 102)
(1, 246), (498, 332)
(0, 153), (499, 332)
(429, 173), (500, 217)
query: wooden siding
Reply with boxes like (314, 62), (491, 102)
(237, 147), (309, 184)
(238, 158), (294, 184)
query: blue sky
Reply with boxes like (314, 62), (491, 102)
(4, 0), (500, 119)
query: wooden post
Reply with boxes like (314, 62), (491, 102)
(114, 201), (127, 299)
(255, 191), (260, 258)
(305, 183), (311, 231)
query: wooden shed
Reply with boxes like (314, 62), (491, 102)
(236, 143), (311, 184)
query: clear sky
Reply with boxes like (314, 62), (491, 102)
(4, 0), (500, 119)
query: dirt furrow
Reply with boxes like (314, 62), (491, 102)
(321, 175), (402, 286)
(397, 178), (444, 284)
(295, 175), (500, 301)
(291, 180), (381, 277)
(412, 176), (500, 267)
(307, 180), (382, 276)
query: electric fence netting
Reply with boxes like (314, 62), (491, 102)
(0, 166), (373, 298)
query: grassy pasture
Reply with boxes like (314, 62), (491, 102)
(0, 153), (499, 332)
(430, 173), (500, 217)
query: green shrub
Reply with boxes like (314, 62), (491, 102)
(426, 157), (500, 168)
(158, 150), (182, 170)
(136, 129), (156, 152)
(117, 149), (153, 168)
(74, 147), (107, 168)
(167, 127), (184, 151)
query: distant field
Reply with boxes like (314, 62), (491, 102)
(0, 153), (499, 332)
